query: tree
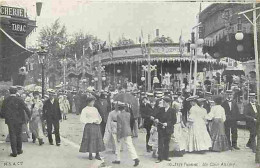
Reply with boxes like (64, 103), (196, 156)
(39, 19), (67, 60)
(68, 31), (101, 60)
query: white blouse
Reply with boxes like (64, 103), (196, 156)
(206, 105), (226, 122)
(80, 106), (102, 124)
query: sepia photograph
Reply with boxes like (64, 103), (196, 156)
(0, 0), (259, 168)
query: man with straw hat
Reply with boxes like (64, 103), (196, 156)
(221, 90), (240, 150)
(153, 96), (176, 163)
(42, 89), (62, 146)
(243, 92), (259, 153)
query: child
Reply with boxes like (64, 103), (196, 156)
(148, 122), (158, 158)
(169, 103), (186, 157)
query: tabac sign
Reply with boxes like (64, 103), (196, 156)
(0, 6), (25, 18)
(10, 22), (27, 33)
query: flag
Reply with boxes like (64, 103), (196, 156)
(89, 42), (93, 50)
(74, 53), (77, 62)
(140, 29), (147, 56)
(179, 30), (185, 54)
(108, 32), (113, 60)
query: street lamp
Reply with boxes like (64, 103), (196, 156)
(37, 46), (48, 98)
(36, 1), (43, 16)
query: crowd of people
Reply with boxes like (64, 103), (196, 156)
(0, 84), (259, 166)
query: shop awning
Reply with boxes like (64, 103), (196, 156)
(0, 27), (34, 64)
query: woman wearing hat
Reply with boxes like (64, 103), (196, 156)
(186, 96), (211, 153)
(206, 96), (230, 152)
(29, 91), (44, 145)
(79, 97), (105, 160)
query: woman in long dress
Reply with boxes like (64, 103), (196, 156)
(29, 91), (44, 145)
(79, 97), (105, 160)
(206, 96), (230, 151)
(186, 96), (212, 153)
(59, 95), (70, 120)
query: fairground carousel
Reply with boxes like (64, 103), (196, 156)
(90, 35), (227, 92)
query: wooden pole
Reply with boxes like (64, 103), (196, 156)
(147, 35), (151, 91)
(253, 2), (260, 163)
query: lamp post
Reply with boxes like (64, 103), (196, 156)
(191, 23), (204, 96)
(236, 3), (260, 163)
(37, 46), (48, 98)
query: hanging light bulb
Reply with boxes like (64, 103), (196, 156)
(235, 16), (244, 41)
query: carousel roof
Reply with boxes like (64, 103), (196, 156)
(91, 43), (227, 66)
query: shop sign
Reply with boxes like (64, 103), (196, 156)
(10, 22), (27, 33)
(0, 6), (25, 18)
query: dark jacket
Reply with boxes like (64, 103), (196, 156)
(43, 98), (62, 121)
(155, 107), (177, 135)
(0, 95), (31, 125)
(244, 103), (259, 128)
(140, 103), (154, 128)
(221, 100), (240, 121)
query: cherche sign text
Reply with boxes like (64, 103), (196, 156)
(0, 6), (25, 18)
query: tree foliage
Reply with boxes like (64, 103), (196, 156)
(39, 19), (67, 60)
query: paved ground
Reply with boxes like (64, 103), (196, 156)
(0, 113), (259, 168)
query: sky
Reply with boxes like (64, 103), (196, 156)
(1, 0), (214, 47)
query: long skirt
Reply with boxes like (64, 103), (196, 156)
(186, 122), (212, 152)
(210, 118), (230, 152)
(79, 123), (105, 153)
(29, 116), (44, 139)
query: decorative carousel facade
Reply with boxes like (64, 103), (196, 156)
(90, 35), (227, 91)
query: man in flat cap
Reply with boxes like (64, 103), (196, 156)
(42, 89), (62, 146)
(112, 102), (140, 166)
(0, 86), (31, 157)
(243, 93), (259, 153)
(221, 90), (240, 150)
(153, 96), (176, 163)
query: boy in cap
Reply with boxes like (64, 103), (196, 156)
(112, 101), (140, 166)
(243, 93), (259, 153)
(0, 86), (31, 157)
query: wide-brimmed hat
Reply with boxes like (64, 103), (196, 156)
(197, 98), (206, 102)
(86, 86), (95, 92)
(205, 92), (212, 96)
(186, 95), (199, 101)
(146, 92), (154, 97)
(47, 89), (56, 94)
(114, 101), (127, 107)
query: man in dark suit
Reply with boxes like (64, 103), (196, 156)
(154, 96), (177, 163)
(244, 93), (259, 153)
(42, 89), (62, 146)
(0, 86), (31, 157)
(140, 96), (154, 152)
(221, 90), (240, 150)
